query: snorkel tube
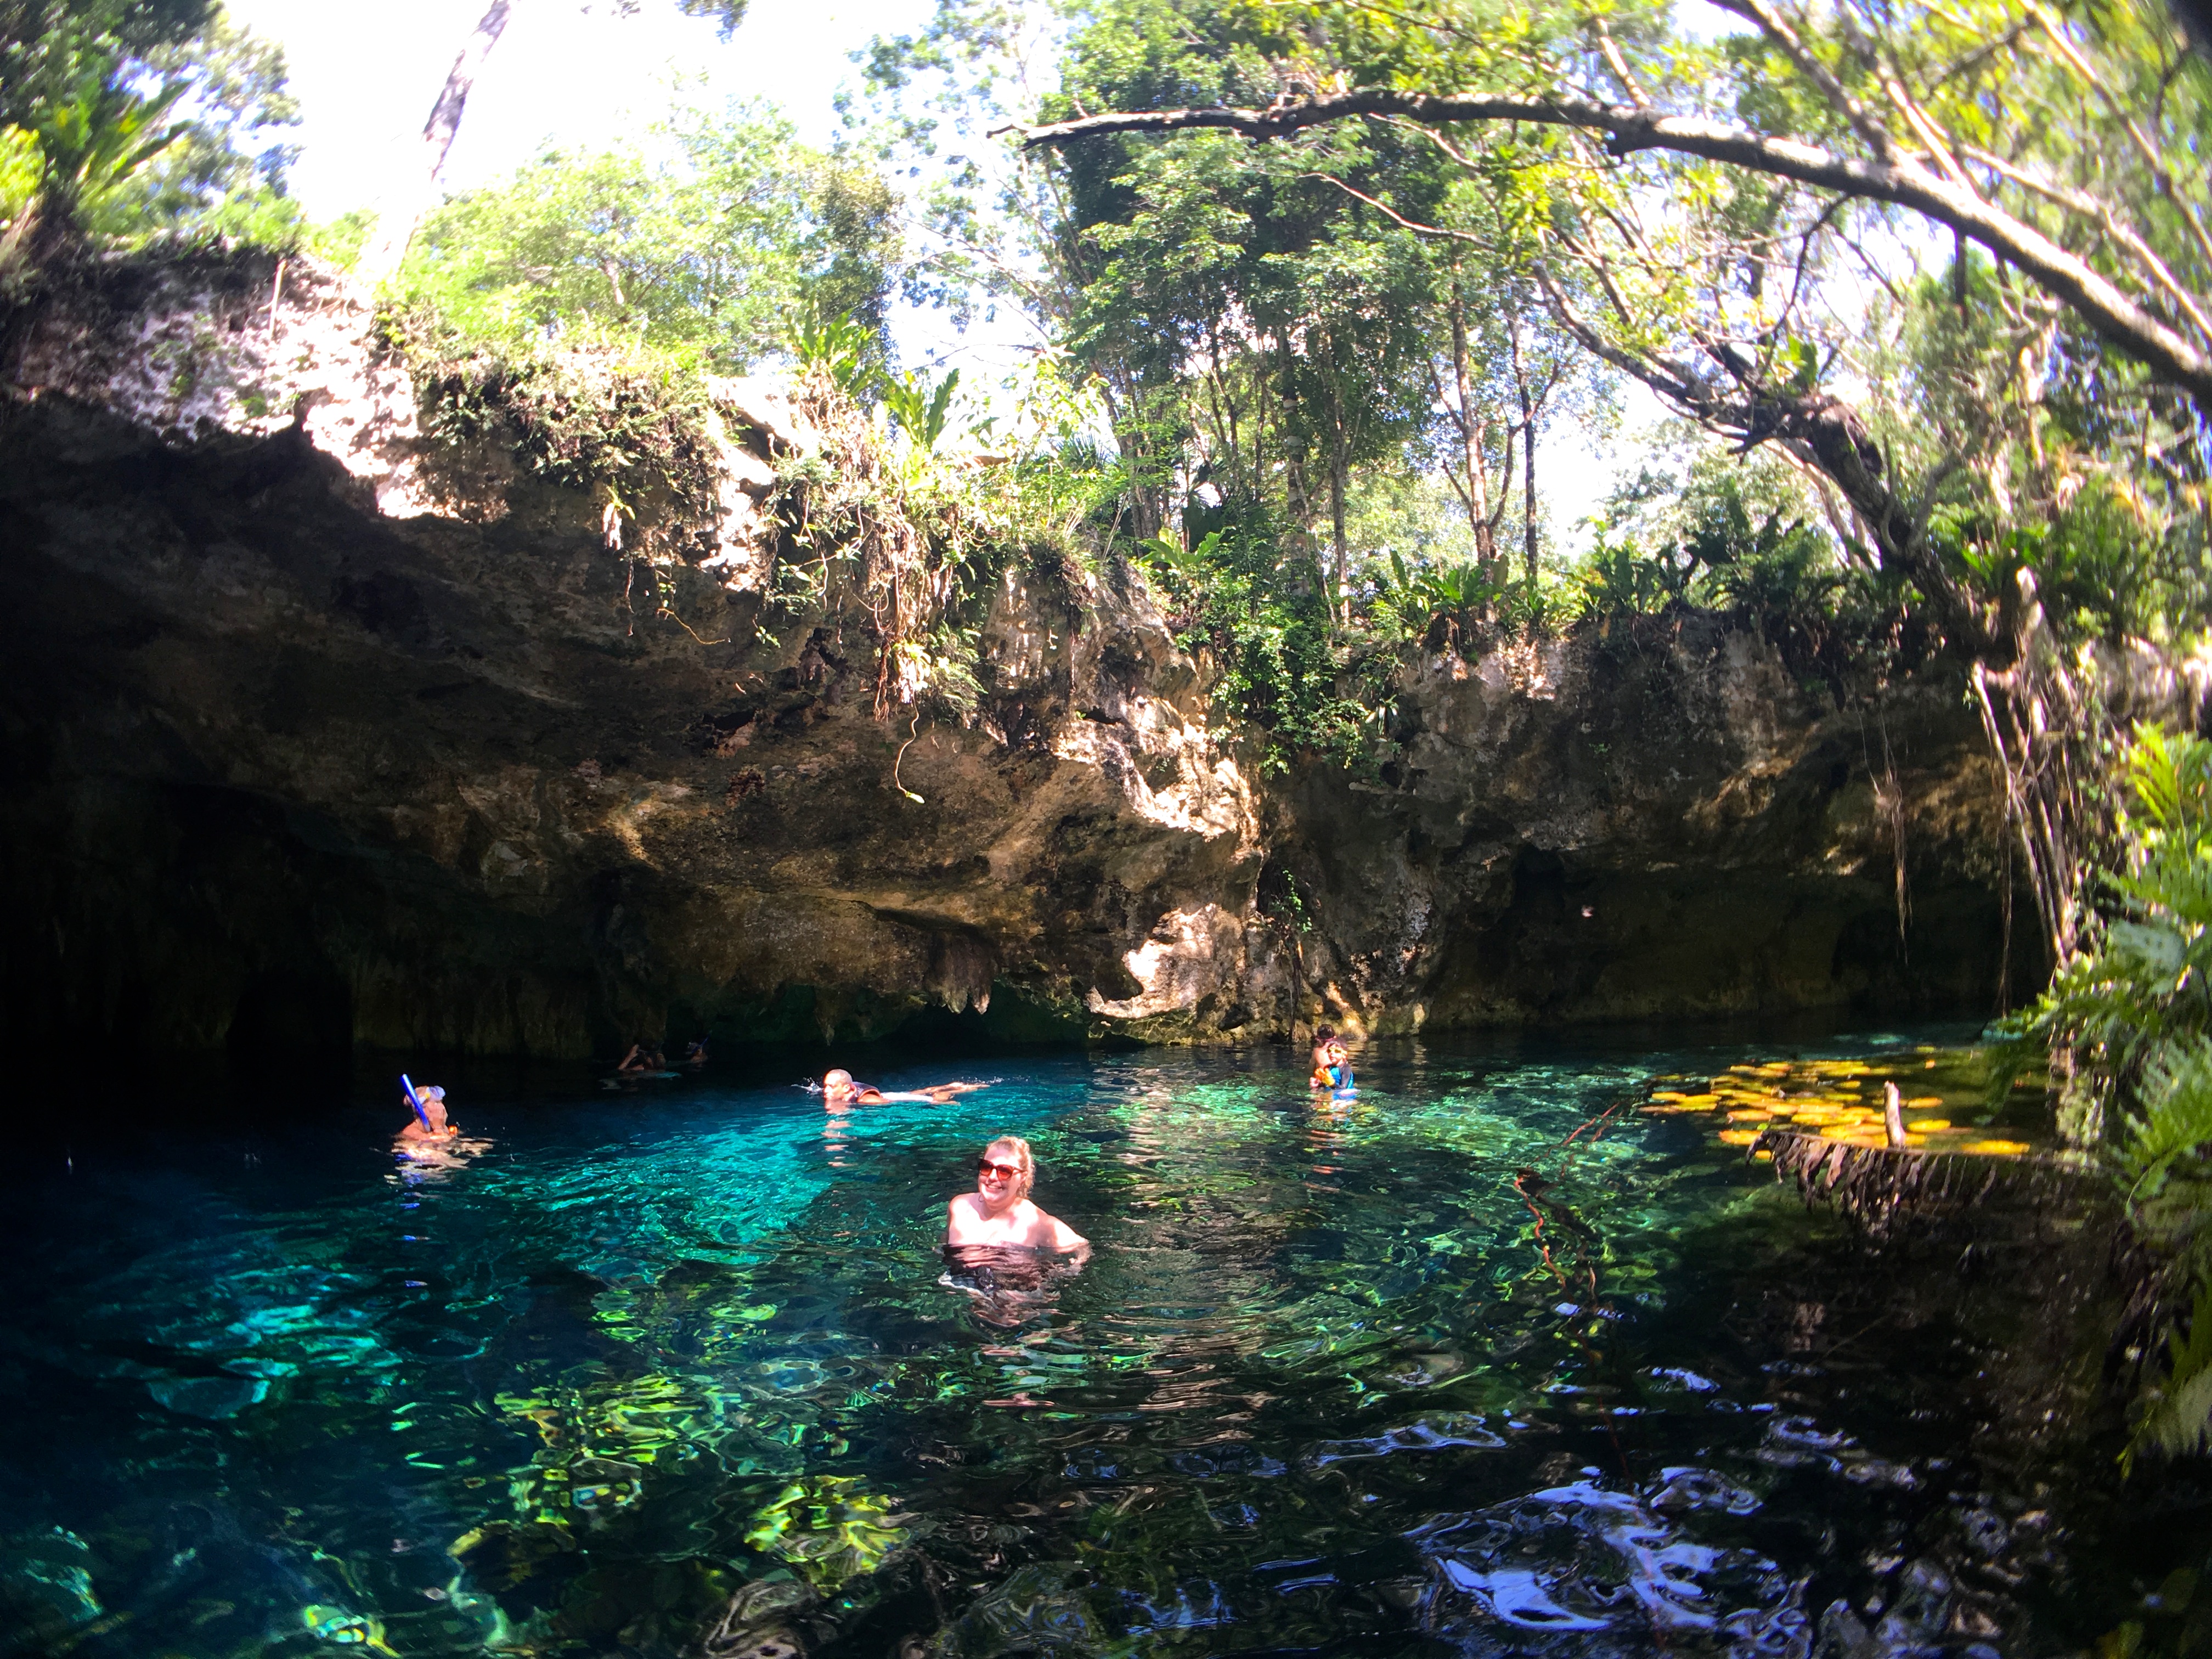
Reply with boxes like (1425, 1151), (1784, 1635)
(399, 1074), (432, 1131)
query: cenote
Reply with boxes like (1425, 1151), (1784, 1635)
(1, 1030), (2188, 1658)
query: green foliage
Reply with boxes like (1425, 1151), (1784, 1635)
(792, 303), (878, 398)
(383, 306), (720, 514)
(1572, 455), (1844, 630)
(883, 365), (961, 453)
(2016, 727), (2212, 1466)
(0, 1), (213, 131)
(1944, 482), (2212, 648)
(1378, 546), (1498, 641)
(400, 98), (899, 375)
(94, 9), (296, 238)
(23, 49), (185, 216)
(1574, 528), (1677, 620)
(1133, 506), (1385, 770)
(0, 1), (297, 263)
(2036, 727), (2212, 1077)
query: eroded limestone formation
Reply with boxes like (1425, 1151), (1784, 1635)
(0, 253), (2036, 1061)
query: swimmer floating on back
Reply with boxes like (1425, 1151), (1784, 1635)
(946, 1135), (1087, 1254)
(616, 1043), (655, 1075)
(1310, 1028), (1355, 1091)
(821, 1068), (990, 1105)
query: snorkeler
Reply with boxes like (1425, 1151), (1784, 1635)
(1310, 1029), (1354, 1091)
(616, 1043), (653, 1075)
(945, 1136), (1087, 1252)
(822, 1068), (989, 1105)
(396, 1081), (490, 1167)
(682, 1037), (709, 1069)
(397, 1084), (456, 1144)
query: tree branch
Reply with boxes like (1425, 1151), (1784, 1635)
(1007, 89), (2212, 415)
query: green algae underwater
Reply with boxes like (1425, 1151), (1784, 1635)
(0, 1033), (2199, 1658)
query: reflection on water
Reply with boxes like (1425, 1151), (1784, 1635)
(0, 1035), (2192, 1657)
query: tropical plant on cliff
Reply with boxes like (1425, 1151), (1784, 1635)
(0, 0), (298, 268)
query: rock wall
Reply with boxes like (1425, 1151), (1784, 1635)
(0, 254), (2035, 1062)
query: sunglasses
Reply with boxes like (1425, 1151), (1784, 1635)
(976, 1160), (1022, 1181)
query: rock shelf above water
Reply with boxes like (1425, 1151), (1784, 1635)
(1, 251), (2040, 1062)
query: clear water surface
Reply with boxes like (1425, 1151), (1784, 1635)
(0, 1032), (2194, 1658)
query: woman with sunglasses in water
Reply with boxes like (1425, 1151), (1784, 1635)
(945, 1136), (1088, 1255)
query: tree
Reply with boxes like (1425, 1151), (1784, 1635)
(1008, 0), (2211, 643)
(357, 0), (757, 286)
(1008, 0), (2210, 964)
(400, 97), (902, 373)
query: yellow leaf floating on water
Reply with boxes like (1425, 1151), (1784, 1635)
(1718, 1128), (1762, 1145)
(1753, 1149), (1775, 1163)
(1959, 1139), (2031, 1156)
(1726, 1108), (1772, 1121)
(1908, 1119), (1951, 1132)
(1651, 1090), (1688, 1102)
(1906, 1096), (1944, 1109)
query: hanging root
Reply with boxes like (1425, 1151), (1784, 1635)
(1753, 1128), (2085, 1240)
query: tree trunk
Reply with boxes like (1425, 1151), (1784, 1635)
(1448, 274), (1496, 575)
(358, 0), (518, 286)
(1327, 365), (1351, 633)
(1509, 303), (1539, 587)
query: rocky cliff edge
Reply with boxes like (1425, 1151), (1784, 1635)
(0, 252), (2035, 1060)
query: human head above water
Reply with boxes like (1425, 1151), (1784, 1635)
(822, 1069), (854, 1094)
(978, 1135), (1035, 1203)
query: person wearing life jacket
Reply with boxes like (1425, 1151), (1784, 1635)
(1310, 1030), (1354, 1091)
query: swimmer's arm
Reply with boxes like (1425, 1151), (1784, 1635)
(1047, 1214), (1088, 1252)
(945, 1195), (983, 1245)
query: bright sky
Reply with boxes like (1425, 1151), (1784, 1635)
(226, 0), (1644, 544)
(224, 0), (927, 211)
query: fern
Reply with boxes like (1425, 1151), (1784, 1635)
(2121, 1040), (2212, 1203)
(2130, 1282), (2212, 1471)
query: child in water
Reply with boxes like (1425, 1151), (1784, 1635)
(1310, 1029), (1354, 1091)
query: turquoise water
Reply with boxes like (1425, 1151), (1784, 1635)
(0, 1034), (2189, 1657)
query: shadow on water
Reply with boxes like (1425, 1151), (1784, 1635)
(0, 1028), (2202, 1659)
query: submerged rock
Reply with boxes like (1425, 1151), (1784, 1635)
(0, 252), (2035, 1060)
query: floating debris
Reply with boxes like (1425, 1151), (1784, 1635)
(1637, 1053), (2045, 1160)
(1634, 1052), (2083, 1233)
